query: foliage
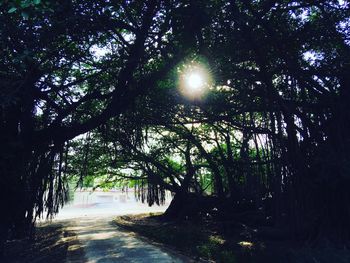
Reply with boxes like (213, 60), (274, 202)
(1, 0), (350, 253)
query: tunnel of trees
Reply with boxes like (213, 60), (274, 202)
(0, 0), (349, 255)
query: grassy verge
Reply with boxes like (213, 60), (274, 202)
(114, 213), (350, 263)
(3, 222), (82, 263)
(114, 213), (241, 263)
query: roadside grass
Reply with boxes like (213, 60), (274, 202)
(3, 222), (84, 263)
(114, 213), (350, 263)
(3, 223), (67, 263)
(114, 213), (239, 262)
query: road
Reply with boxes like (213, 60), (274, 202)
(64, 216), (185, 263)
(49, 190), (187, 262)
(55, 190), (172, 220)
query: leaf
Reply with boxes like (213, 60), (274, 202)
(8, 7), (17, 13)
(21, 11), (29, 19)
(34, 0), (41, 4)
(20, 1), (31, 8)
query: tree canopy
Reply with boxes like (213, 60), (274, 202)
(0, 0), (349, 254)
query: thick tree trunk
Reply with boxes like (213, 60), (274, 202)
(163, 191), (197, 219)
(312, 70), (350, 241)
(164, 192), (220, 220)
(0, 104), (45, 255)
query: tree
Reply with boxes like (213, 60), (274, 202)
(73, 0), (350, 242)
(1, 0), (349, 251)
(0, 0), (187, 252)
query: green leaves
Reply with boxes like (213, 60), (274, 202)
(8, 7), (17, 13)
(7, 0), (43, 18)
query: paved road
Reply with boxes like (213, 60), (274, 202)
(65, 216), (186, 263)
(54, 190), (171, 220)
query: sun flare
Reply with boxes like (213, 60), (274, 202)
(186, 72), (204, 90)
(179, 63), (211, 98)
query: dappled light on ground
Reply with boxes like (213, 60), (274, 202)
(65, 217), (185, 263)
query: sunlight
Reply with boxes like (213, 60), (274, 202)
(186, 72), (204, 91)
(238, 241), (254, 249)
(179, 63), (211, 99)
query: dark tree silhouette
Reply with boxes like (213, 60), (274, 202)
(0, 0), (349, 256)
